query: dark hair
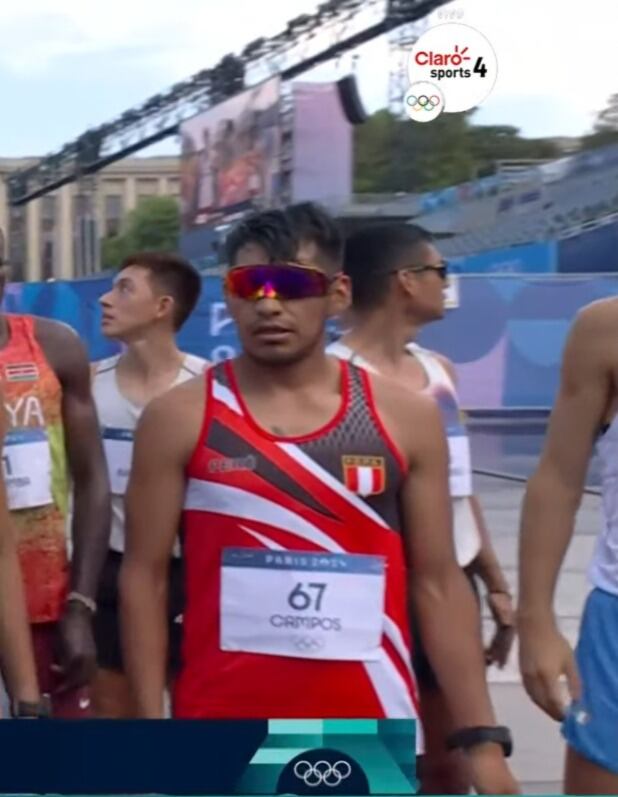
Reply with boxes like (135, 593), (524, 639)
(119, 251), (202, 330)
(344, 223), (433, 311)
(285, 202), (344, 272)
(225, 209), (298, 266)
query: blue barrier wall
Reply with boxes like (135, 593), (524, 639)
(5, 273), (618, 409)
(557, 223), (618, 273)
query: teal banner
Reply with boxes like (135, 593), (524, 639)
(0, 718), (417, 795)
(236, 719), (418, 795)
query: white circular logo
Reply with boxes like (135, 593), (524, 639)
(408, 23), (497, 113)
(404, 82), (444, 123)
(293, 760), (352, 788)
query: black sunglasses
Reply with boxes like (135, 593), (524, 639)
(397, 261), (448, 281)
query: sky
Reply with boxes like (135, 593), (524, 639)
(0, 0), (616, 158)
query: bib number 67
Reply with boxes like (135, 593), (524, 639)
(288, 582), (327, 612)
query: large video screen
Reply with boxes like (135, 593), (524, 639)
(180, 77), (281, 229)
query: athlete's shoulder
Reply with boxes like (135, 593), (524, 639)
(32, 317), (90, 378)
(91, 354), (121, 378)
(137, 376), (205, 456)
(32, 315), (79, 340)
(33, 316), (84, 355)
(371, 371), (440, 419)
(574, 297), (618, 335)
(148, 375), (205, 418)
(407, 341), (457, 385)
(327, 342), (377, 374)
(180, 352), (211, 376)
(368, 371), (444, 462)
(428, 351), (458, 389)
(564, 299), (618, 370)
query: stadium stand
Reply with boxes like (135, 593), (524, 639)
(413, 144), (618, 257)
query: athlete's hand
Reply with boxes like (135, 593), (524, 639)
(485, 591), (516, 669)
(519, 618), (580, 721)
(52, 604), (97, 694)
(467, 744), (520, 794)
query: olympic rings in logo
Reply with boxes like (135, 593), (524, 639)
(406, 94), (440, 112)
(293, 760), (353, 788)
(293, 636), (324, 652)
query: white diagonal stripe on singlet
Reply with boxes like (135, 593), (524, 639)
(239, 525), (285, 550)
(383, 615), (414, 679)
(185, 480), (345, 552)
(212, 376), (390, 531)
(363, 653), (424, 753)
(212, 378), (242, 413)
(277, 442), (389, 529)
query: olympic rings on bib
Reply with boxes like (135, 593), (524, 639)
(293, 636), (325, 652)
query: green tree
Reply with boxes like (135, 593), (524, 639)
(466, 124), (560, 176)
(100, 195), (180, 269)
(396, 110), (476, 190)
(579, 93), (618, 150)
(594, 92), (618, 131)
(353, 110), (399, 192)
(353, 110), (562, 193)
(354, 109), (476, 193)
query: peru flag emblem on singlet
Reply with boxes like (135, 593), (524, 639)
(341, 455), (386, 497)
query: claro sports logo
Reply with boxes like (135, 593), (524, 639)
(407, 23), (498, 116)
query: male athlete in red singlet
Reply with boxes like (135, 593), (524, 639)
(121, 210), (517, 794)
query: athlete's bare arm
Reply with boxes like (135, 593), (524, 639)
(372, 379), (517, 794)
(0, 402), (41, 711)
(519, 301), (616, 720)
(36, 318), (111, 689)
(435, 352), (514, 665)
(120, 378), (205, 717)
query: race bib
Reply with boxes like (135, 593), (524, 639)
(220, 548), (386, 661)
(102, 427), (133, 495)
(447, 432), (472, 497)
(2, 428), (53, 511)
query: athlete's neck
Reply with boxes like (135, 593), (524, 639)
(235, 346), (337, 393)
(118, 333), (183, 381)
(341, 310), (419, 366)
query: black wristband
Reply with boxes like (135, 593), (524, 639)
(446, 725), (513, 758)
(11, 697), (51, 719)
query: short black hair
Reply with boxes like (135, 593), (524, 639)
(344, 223), (433, 311)
(119, 251), (202, 330)
(285, 202), (344, 272)
(225, 209), (298, 266)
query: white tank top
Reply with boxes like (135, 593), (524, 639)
(327, 341), (481, 566)
(92, 353), (209, 555)
(590, 417), (618, 595)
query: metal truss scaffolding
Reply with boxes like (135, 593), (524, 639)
(8, 0), (448, 206)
